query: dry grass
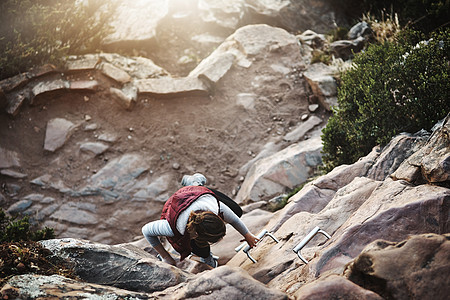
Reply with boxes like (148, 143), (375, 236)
(362, 11), (402, 43)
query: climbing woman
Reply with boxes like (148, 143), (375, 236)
(142, 173), (259, 268)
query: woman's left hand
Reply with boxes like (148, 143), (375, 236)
(243, 232), (259, 248)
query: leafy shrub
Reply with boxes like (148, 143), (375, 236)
(0, 209), (54, 242)
(321, 28), (450, 172)
(0, 0), (115, 80)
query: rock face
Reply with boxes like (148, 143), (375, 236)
(226, 115), (450, 297)
(346, 234), (450, 300)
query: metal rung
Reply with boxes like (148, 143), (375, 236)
(235, 229), (280, 263)
(292, 226), (331, 264)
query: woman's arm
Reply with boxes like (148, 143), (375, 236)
(220, 204), (260, 247)
(141, 220), (177, 265)
(153, 244), (177, 266)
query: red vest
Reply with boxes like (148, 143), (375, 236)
(160, 186), (216, 260)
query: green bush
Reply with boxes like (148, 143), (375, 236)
(0, 0), (115, 80)
(0, 209), (54, 242)
(321, 28), (450, 172)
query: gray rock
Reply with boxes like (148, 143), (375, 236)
(51, 202), (98, 225)
(30, 79), (68, 105)
(392, 114), (450, 185)
(7, 199), (33, 215)
(159, 265), (288, 299)
(191, 33), (225, 48)
(44, 118), (77, 152)
(64, 54), (100, 70)
(98, 132), (118, 143)
(294, 274), (383, 299)
(189, 52), (236, 88)
(80, 142), (109, 156)
(101, 62), (132, 84)
(132, 174), (171, 202)
(244, 0), (346, 33)
(330, 36), (366, 60)
(68, 80), (99, 92)
(233, 24), (298, 57)
(283, 115), (322, 142)
(198, 0), (244, 30)
(30, 174), (52, 187)
(348, 21), (371, 40)
(367, 133), (427, 181)
(308, 103), (319, 112)
(0, 72), (29, 93)
(103, 0), (169, 49)
(84, 154), (150, 202)
(297, 30), (327, 49)
(316, 179), (450, 276)
(304, 63), (338, 111)
(0, 169), (27, 178)
(0, 274), (152, 299)
(236, 93), (257, 110)
(346, 233), (450, 300)
(236, 136), (323, 204)
(135, 77), (209, 98)
(35, 204), (59, 221)
(40, 238), (189, 293)
(110, 87), (134, 110)
(22, 193), (44, 202)
(84, 123), (98, 131)
(124, 56), (168, 79)
(0, 146), (21, 169)
(5, 90), (29, 116)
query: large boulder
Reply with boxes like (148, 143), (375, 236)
(315, 179), (450, 276)
(303, 63), (338, 111)
(40, 238), (189, 293)
(43, 118), (78, 152)
(392, 114), (450, 186)
(235, 136), (323, 204)
(154, 266), (289, 299)
(346, 233), (450, 300)
(293, 274), (383, 300)
(244, 0), (349, 33)
(102, 0), (169, 50)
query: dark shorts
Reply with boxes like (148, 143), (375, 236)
(190, 239), (210, 258)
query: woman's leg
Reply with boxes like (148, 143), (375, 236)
(190, 240), (210, 258)
(190, 240), (218, 268)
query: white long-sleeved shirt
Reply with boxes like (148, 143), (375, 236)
(142, 194), (248, 247)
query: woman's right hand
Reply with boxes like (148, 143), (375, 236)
(243, 232), (260, 248)
(162, 255), (177, 266)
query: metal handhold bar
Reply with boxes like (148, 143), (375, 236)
(234, 229), (280, 263)
(292, 226), (331, 264)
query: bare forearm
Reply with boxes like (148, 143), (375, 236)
(154, 244), (176, 265)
